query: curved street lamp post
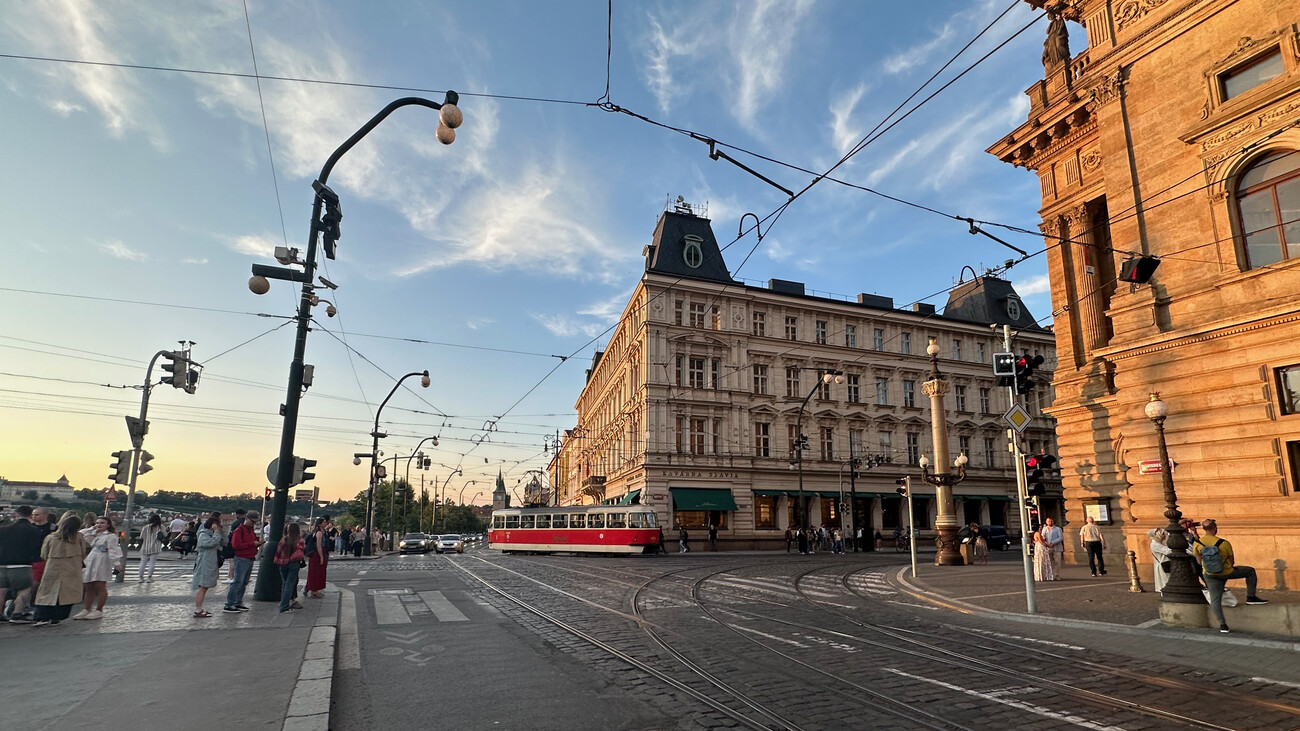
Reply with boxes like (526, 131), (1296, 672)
(249, 93), (461, 601)
(795, 368), (844, 529)
(1145, 393), (1207, 614)
(917, 337), (968, 566)
(367, 371), (430, 554)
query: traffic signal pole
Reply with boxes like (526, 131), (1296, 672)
(1002, 325), (1037, 613)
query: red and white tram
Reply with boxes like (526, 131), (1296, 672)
(488, 505), (660, 554)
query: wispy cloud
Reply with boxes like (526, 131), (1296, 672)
(227, 234), (278, 259)
(530, 314), (607, 338)
(883, 23), (956, 75)
(1013, 273), (1051, 296)
(466, 317), (494, 330)
(729, 0), (816, 130)
(577, 290), (634, 322)
(48, 100), (84, 116)
(641, 14), (701, 114)
(182, 257), (209, 265)
(99, 239), (147, 261)
(828, 83), (868, 156)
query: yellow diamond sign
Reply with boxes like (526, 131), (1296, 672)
(1004, 404), (1032, 433)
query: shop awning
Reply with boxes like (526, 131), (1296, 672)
(752, 489), (788, 497)
(617, 489), (642, 506)
(671, 488), (738, 511)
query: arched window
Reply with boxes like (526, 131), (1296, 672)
(1237, 151), (1300, 268)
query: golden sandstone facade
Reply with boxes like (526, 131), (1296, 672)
(990, 0), (1300, 587)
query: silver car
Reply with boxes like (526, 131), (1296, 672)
(399, 533), (430, 554)
(437, 534), (464, 554)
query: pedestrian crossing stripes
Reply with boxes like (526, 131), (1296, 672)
(370, 589), (498, 625)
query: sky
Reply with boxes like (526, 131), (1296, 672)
(0, 0), (1071, 504)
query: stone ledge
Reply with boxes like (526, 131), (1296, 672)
(1160, 601), (1300, 637)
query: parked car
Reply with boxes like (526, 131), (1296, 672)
(436, 534), (465, 554)
(981, 525), (1013, 550)
(399, 532), (431, 554)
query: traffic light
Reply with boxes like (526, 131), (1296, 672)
(314, 181), (343, 260)
(895, 477), (909, 496)
(993, 352), (1016, 387)
(1025, 453), (1047, 497)
(1119, 255), (1160, 284)
(292, 457), (318, 485)
(1015, 354), (1045, 394)
(265, 487), (272, 499)
(160, 351), (188, 390)
(137, 450), (155, 476)
(183, 365), (200, 394)
(108, 450), (132, 484)
(421, 456), (431, 469)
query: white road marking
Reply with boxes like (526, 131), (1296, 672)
(373, 593), (411, 625)
(1136, 618), (1162, 628)
(338, 588), (361, 670)
(470, 596), (504, 618)
(732, 625), (811, 648)
(419, 590), (469, 622)
(346, 579), (359, 587)
(1251, 677), (1300, 690)
(884, 668), (1128, 731)
(951, 625), (1085, 651)
(357, 570), (368, 575)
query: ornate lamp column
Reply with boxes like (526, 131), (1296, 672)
(1145, 393), (1207, 615)
(919, 337), (966, 565)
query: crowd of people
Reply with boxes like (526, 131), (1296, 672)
(0, 504), (363, 626)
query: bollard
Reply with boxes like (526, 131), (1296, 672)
(1126, 550), (1145, 593)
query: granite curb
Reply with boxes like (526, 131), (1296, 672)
(889, 566), (1300, 652)
(282, 586), (341, 731)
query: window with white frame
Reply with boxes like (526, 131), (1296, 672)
(674, 300), (683, 326)
(711, 359), (721, 390)
(821, 427), (834, 461)
(815, 320), (828, 345)
(786, 367), (800, 397)
(753, 365), (768, 395)
(689, 302), (707, 328)
(847, 374), (860, 403)
(879, 430), (892, 457)
(952, 339), (962, 361)
(873, 328), (885, 350)
(785, 316), (798, 340)
(984, 437), (997, 468)
(788, 424), (800, 458)
(845, 324), (857, 348)
(690, 418), (706, 455)
(903, 380), (916, 408)
(876, 377), (889, 406)
(849, 429), (864, 457)
(711, 306), (721, 330)
(901, 332), (911, 355)
(712, 418), (722, 454)
(906, 432), (920, 465)
(977, 342), (986, 364)
(817, 378), (832, 401)
(979, 387), (991, 414)
(752, 311), (766, 337)
(688, 357), (706, 389)
(958, 435), (970, 461)
(755, 422), (771, 457)
(955, 385), (967, 412)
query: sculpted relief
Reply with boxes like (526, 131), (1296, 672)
(1114, 0), (1169, 31)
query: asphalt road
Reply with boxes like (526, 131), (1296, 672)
(327, 547), (1300, 731)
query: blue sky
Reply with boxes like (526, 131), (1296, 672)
(0, 0), (1064, 502)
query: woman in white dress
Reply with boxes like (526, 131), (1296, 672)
(1032, 527), (1056, 581)
(75, 516), (123, 620)
(1148, 528), (1172, 594)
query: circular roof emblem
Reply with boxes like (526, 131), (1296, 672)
(683, 235), (703, 268)
(1006, 296), (1022, 320)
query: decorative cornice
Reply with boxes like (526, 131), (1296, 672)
(1106, 311), (1300, 363)
(1114, 0), (1170, 32)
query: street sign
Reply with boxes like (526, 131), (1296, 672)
(1137, 459), (1177, 475)
(266, 458), (280, 485)
(294, 488), (316, 502)
(104, 487), (119, 501)
(1003, 404), (1032, 433)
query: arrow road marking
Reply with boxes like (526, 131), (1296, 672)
(383, 630), (426, 645)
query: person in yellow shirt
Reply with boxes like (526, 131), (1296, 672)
(1192, 519), (1268, 634)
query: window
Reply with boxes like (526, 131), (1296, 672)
(958, 435), (970, 461)
(1221, 49), (1284, 101)
(955, 385), (967, 412)
(847, 374), (860, 403)
(675, 415), (684, 453)
(849, 429), (864, 457)
(845, 324), (857, 348)
(505, 515), (520, 529)
(788, 424), (801, 458)
(873, 328), (885, 351)
(755, 422), (771, 457)
(1236, 151), (1300, 269)
(683, 234), (704, 267)
(875, 377), (889, 406)
(752, 311), (766, 337)
(815, 320), (828, 345)
(674, 300), (683, 326)
(690, 418), (706, 455)
(755, 495), (777, 529)
(786, 367), (800, 397)
(906, 432), (920, 465)
(552, 514), (568, 529)
(817, 378), (832, 401)
(977, 343), (987, 364)
(753, 364), (769, 395)
(588, 513), (605, 529)
(711, 306), (721, 330)
(688, 357), (706, 389)
(952, 339), (962, 361)
(984, 437), (997, 468)
(785, 316), (799, 340)
(821, 427), (834, 461)
(903, 380), (916, 408)
(878, 430), (892, 456)
(689, 302), (707, 328)
(711, 359), (721, 390)
(1277, 364), (1300, 415)
(712, 418), (722, 454)
(979, 387), (991, 414)
(520, 515), (534, 529)
(901, 332), (911, 355)
(570, 513), (585, 529)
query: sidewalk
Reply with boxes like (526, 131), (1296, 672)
(889, 552), (1300, 648)
(1, 558), (341, 731)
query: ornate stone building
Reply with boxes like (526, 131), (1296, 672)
(549, 202), (1057, 550)
(989, 0), (1300, 586)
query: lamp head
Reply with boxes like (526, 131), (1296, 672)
(439, 103), (463, 130)
(926, 337), (940, 357)
(1144, 392), (1168, 420)
(954, 453), (968, 467)
(919, 454), (930, 469)
(325, 304), (337, 318)
(353, 457), (362, 466)
(248, 275), (270, 295)
(420, 371), (431, 388)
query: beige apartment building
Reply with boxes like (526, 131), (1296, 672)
(549, 203), (1057, 550)
(988, 0), (1300, 586)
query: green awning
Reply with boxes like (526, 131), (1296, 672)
(752, 489), (787, 497)
(671, 488), (738, 511)
(980, 495), (1013, 501)
(617, 489), (642, 506)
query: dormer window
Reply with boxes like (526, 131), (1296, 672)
(1221, 49), (1284, 101)
(1005, 296), (1022, 320)
(682, 235), (704, 268)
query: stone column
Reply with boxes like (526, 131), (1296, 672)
(1066, 202), (1109, 356)
(923, 376), (962, 565)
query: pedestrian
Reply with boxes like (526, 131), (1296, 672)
(797, 527), (809, 555)
(180, 520), (197, 557)
(970, 523), (989, 565)
(832, 528), (843, 554)
(32, 513), (89, 627)
(1193, 519), (1268, 633)
(191, 516), (222, 618)
(854, 527), (863, 553)
(273, 522), (306, 613)
(304, 517), (328, 598)
(29, 507), (54, 597)
(79, 512), (98, 536)
(0, 505), (45, 623)
(1079, 516), (1107, 576)
(1148, 528), (1172, 594)
(224, 509), (247, 584)
(678, 526), (689, 553)
(75, 516), (123, 620)
(708, 524), (718, 551)
(168, 514), (187, 541)
(657, 527), (667, 554)
(893, 526), (903, 552)
(138, 514), (165, 583)
(1032, 525), (1056, 581)
(874, 529), (883, 551)
(222, 510), (261, 613)
(353, 527), (365, 557)
(1041, 517), (1064, 579)
(784, 527), (793, 553)
(335, 525), (345, 554)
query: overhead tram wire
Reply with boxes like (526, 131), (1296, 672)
(0, 287), (290, 319)
(312, 318), (449, 418)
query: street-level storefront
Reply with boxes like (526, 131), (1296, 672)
(670, 487), (737, 531)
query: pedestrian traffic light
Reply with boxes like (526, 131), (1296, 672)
(160, 351), (188, 390)
(137, 450), (155, 476)
(182, 364), (200, 394)
(1025, 453), (1048, 497)
(1015, 354), (1045, 394)
(292, 456), (318, 485)
(895, 477), (909, 496)
(1119, 255), (1160, 284)
(265, 487), (272, 499)
(108, 450), (132, 484)
(993, 352), (1016, 387)
(314, 181), (343, 260)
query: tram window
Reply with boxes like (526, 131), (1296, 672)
(588, 514), (605, 529)
(607, 513), (626, 528)
(536, 515), (551, 529)
(570, 514), (586, 528)
(492, 516), (503, 529)
(505, 515), (519, 529)
(628, 512), (648, 528)
(552, 514), (568, 529)
(520, 515), (535, 529)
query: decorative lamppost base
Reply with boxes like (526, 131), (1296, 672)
(934, 527), (964, 565)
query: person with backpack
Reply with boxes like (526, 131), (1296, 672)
(222, 511), (261, 614)
(1193, 518), (1268, 634)
(304, 517), (328, 598)
(273, 522), (306, 613)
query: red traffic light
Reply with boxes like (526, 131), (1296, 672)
(1026, 455), (1038, 467)
(265, 487), (272, 499)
